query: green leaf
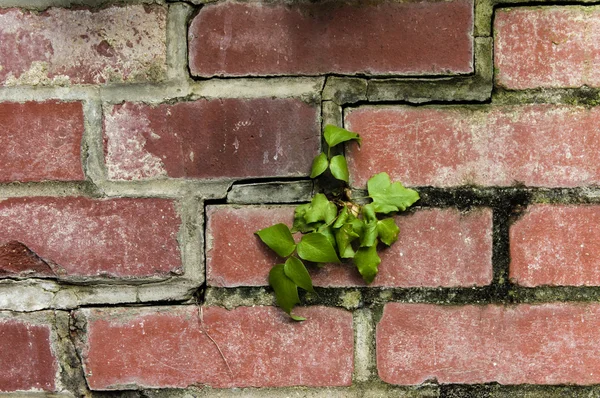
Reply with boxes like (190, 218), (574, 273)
(361, 220), (378, 248)
(324, 125), (361, 148)
(335, 223), (359, 258)
(269, 264), (303, 320)
(329, 155), (349, 183)
(284, 257), (314, 293)
(354, 243), (381, 284)
(305, 193), (337, 225)
(297, 232), (341, 264)
(362, 203), (377, 223)
(310, 152), (329, 179)
(377, 218), (400, 246)
(367, 172), (420, 214)
(317, 224), (337, 250)
(291, 203), (315, 233)
(333, 206), (349, 229)
(255, 223), (296, 257)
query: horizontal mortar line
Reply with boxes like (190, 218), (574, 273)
(205, 286), (600, 307)
(344, 95), (493, 108)
(189, 70), (478, 82)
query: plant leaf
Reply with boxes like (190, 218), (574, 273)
(367, 172), (420, 214)
(269, 264), (303, 320)
(361, 220), (378, 247)
(310, 152), (329, 179)
(305, 193), (337, 224)
(297, 232), (341, 264)
(255, 223), (296, 257)
(317, 224), (337, 250)
(333, 206), (349, 229)
(284, 257), (314, 293)
(377, 218), (400, 246)
(354, 243), (381, 284)
(329, 155), (349, 183)
(291, 203), (315, 233)
(335, 223), (359, 258)
(324, 125), (361, 147)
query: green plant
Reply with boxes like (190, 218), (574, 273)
(256, 125), (419, 320)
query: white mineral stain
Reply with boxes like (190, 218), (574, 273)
(104, 104), (168, 180)
(0, 6), (166, 85)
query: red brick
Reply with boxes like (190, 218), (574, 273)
(510, 205), (600, 287)
(189, 0), (473, 77)
(206, 205), (492, 288)
(0, 101), (84, 182)
(346, 105), (600, 188)
(0, 318), (56, 392)
(104, 99), (320, 180)
(78, 305), (353, 389)
(0, 197), (181, 278)
(0, 6), (166, 85)
(495, 7), (600, 89)
(377, 303), (600, 385)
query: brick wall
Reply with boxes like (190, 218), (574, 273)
(1, 0), (600, 396)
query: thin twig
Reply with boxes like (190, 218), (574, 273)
(196, 301), (234, 379)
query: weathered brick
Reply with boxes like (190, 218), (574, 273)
(78, 305), (353, 389)
(346, 105), (600, 188)
(0, 5), (166, 85)
(0, 197), (181, 278)
(377, 303), (600, 385)
(0, 317), (57, 392)
(189, 0), (473, 77)
(104, 99), (320, 180)
(206, 205), (492, 288)
(495, 7), (600, 89)
(0, 101), (84, 182)
(510, 205), (600, 287)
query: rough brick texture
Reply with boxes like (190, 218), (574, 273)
(189, 0), (474, 77)
(206, 205), (493, 287)
(0, 318), (56, 392)
(78, 305), (353, 390)
(510, 205), (600, 287)
(377, 303), (600, 385)
(104, 99), (320, 180)
(0, 5), (166, 85)
(495, 7), (600, 89)
(0, 101), (84, 182)
(346, 105), (600, 188)
(0, 197), (181, 278)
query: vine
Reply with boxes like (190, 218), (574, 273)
(256, 125), (419, 320)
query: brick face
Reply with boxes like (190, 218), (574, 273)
(0, 319), (56, 392)
(78, 306), (354, 389)
(495, 7), (600, 89)
(104, 99), (320, 180)
(206, 205), (493, 288)
(0, 6), (166, 85)
(0, 197), (182, 278)
(510, 205), (600, 287)
(189, 0), (473, 77)
(0, 101), (84, 182)
(377, 303), (600, 385)
(346, 105), (600, 188)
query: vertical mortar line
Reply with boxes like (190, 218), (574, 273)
(491, 198), (513, 300)
(474, 0), (494, 38)
(167, 2), (194, 83)
(52, 310), (90, 396)
(81, 97), (108, 188)
(179, 195), (205, 285)
(353, 308), (376, 384)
